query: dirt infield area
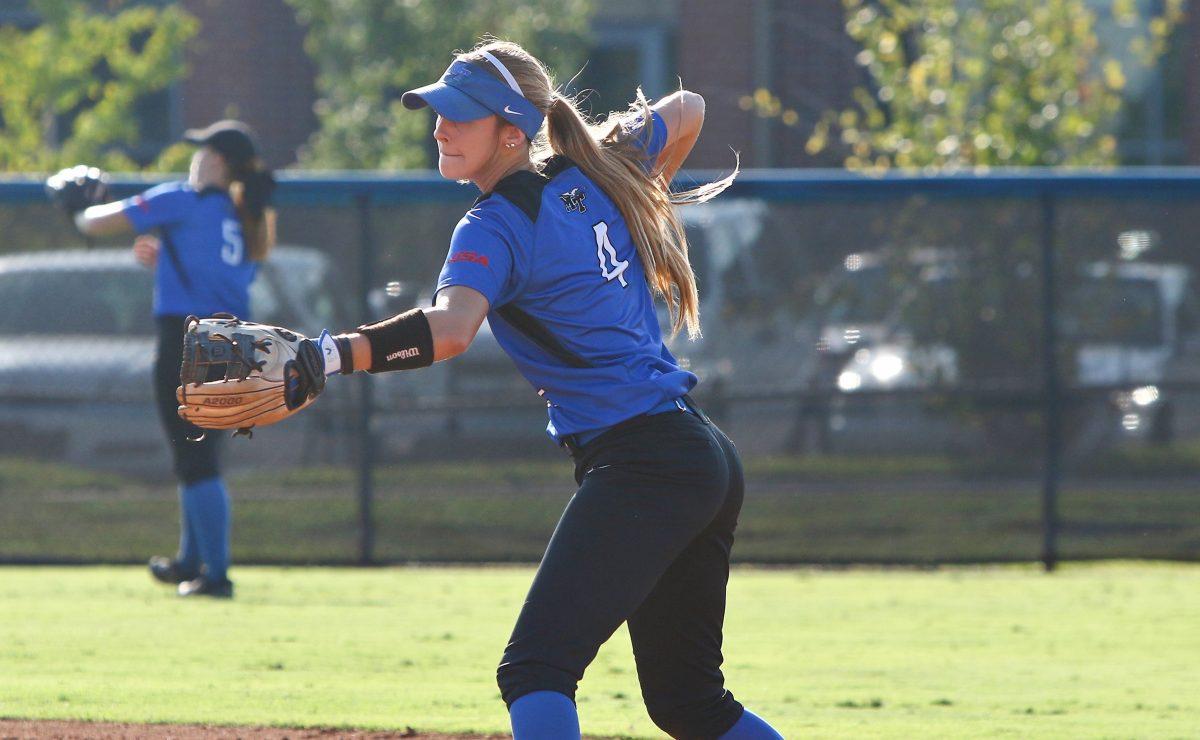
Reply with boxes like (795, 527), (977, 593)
(0, 720), (510, 739)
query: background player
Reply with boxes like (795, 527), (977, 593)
(67, 120), (276, 598)
(223, 39), (783, 738)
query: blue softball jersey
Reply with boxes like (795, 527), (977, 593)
(434, 111), (698, 440)
(121, 181), (256, 319)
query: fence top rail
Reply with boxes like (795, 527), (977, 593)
(2, 167), (1200, 205)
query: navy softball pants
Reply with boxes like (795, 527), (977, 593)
(154, 315), (222, 484)
(496, 406), (746, 739)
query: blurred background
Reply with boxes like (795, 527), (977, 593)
(1, 0), (1199, 568)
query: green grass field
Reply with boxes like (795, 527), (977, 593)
(1, 563), (1197, 738)
(3, 458), (1200, 564)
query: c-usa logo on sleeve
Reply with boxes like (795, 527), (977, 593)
(559, 187), (586, 213)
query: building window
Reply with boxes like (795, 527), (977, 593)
(571, 22), (672, 117)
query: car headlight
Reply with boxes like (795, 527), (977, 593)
(1115, 385), (1161, 413)
(837, 370), (863, 392)
(838, 346), (913, 392)
(1130, 385), (1159, 407)
(869, 352), (905, 384)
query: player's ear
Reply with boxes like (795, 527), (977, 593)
(500, 122), (525, 150)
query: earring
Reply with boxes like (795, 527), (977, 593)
(505, 142), (517, 149)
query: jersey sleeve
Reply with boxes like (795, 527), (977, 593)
(435, 203), (530, 309)
(120, 182), (191, 232)
(625, 110), (669, 173)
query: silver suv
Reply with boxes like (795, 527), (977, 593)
(0, 246), (345, 474)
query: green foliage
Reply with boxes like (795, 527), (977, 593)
(145, 141), (199, 173)
(794, 2), (1185, 452)
(285, 0), (592, 169)
(805, 0), (1184, 171)
(0, 0), (197, 172)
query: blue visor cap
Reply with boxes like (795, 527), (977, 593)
(401, 60), (544, 141)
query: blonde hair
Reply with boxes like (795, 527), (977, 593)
(459, 40), (736, 339)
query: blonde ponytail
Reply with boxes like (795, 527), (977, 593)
(462, 40), (737, 339)
(547, 89), (736, 338)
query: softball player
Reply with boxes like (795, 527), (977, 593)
(73, 120), (276, 599)
(311, 41), (782, 739)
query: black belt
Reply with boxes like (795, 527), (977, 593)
(560, 393), (708, 457)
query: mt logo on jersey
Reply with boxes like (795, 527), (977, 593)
(559, 187), (587, 213)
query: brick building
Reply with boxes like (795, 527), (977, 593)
(1187, 4), (1200, 163)
(178, 0), (317, 169)
(9, 0), (1190, 168)
(676, 0), (860, 168)
(172, 0), (863, 169)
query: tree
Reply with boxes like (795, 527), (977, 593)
(0, 0), (197, 172)
(805, 0), (1184, 171)
(285, 0), (592, 169)
(798, 1), (1184, 457)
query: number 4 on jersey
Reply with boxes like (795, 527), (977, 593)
(593, 221), (629, 287)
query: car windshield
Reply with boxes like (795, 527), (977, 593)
(682, 225), (712, 297)
(1063, 277), (1164, 346)
(260, 254), (337, 332)
(822, 265), (904, 324)
(0, 268), (154, 336)
(0, 251), (334, 338)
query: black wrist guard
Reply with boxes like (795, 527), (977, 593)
(333, 334), (355, 374)
(358, 308), (435, 373)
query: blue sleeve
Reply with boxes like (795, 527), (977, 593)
(434, 203), (529, 308)
(626, 110), (668, 173)
(120, 182), (191, 232)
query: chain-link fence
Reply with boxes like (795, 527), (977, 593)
(2, 170), (1199, 566)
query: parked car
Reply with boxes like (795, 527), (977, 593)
(808, 248), (1197, 453)
(0, 246), (347, 474)
(809, 249), (956, 394)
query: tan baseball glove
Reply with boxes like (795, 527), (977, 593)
(176, 314), (326, 436)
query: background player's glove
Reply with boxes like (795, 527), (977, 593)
(176, 315), (327, 436)
(44, 165), (111, 214)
